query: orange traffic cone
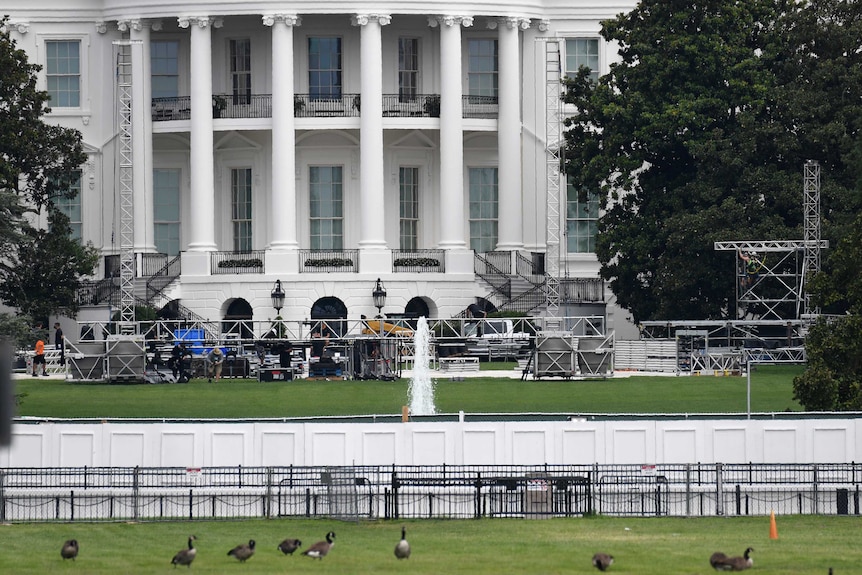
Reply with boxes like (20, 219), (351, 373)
(769, 511), (778, 539)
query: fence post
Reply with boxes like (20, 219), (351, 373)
(265, 467), (273, 519)
(392, 469), (399, 520)
(812, 464), (819, 515)
(685, 464), (691, 517)
(715, 463), (724, 516)
(133, 466), (139, 522)
(474, 472), (482, 519)
(0, 469), (5, 522)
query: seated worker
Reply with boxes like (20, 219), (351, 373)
(311, 329), (329, 359)
(206, 347), (225, 382)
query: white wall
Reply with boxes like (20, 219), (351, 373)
(2, 418), (858, 468)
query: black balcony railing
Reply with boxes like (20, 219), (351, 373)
(211, 251), (265, 274)
(152, 94), (499, 121)
(299, 249), (359, 273)
(151, 96), (191, 121)
(392, 249), (445, 273)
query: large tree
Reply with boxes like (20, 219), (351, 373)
(792, 211), (862, 410)
(0, 17), (96, 321)
(562, 0), (862, 323)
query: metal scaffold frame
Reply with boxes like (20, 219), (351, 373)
(113, 40), (141, 332)
(543, 39), (563, 322)
(802, 160), (821, 317)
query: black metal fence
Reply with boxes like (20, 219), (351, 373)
(2, 463), (860, 523)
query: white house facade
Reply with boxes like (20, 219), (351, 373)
(3, 1), (638, 335)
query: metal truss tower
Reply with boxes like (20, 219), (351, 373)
(543, 39), (563, 323)
(113, 41), (141, 332)
(802, 160), (821, 317)
(715, 162), (828, 321)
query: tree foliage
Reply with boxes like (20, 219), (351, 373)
(793, 212), (862, 410)
(0, 17), (95, 319)
(562, 0), (862, 323)
(0, 209), (99, 321)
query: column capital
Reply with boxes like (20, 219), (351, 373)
(428, 15), (473, 29)
(117, 19), (143, 32)
(493, 17), (531, 31)
(178, 16), (221, 29)
(351, 14), (392, 27)
(5, 21), (30, 34)
(94, 21), (106, 34)
(537, 19), (551, 32)
(262, 14), (301, 27)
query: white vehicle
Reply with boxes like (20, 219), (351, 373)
(464, 319), (531, 360)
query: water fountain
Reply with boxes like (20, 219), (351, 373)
(407, 316), (436, 415)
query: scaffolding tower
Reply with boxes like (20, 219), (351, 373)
(543, 39), (564, 325)
(113, 40), (141, 333)
(715, 161), (828, 322)
(802, 160), (821, 317)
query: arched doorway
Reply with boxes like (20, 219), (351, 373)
(404, 297), (430, 318)
(311, 296), (348, 337)
(223, 298), (254, 340)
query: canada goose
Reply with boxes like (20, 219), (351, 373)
(710, 552), (730, 570)
(171, 535), (197, 568)
(277, 538), (302, 555)
(227, 539), (256, 562)
(61, 539), (79, 560)
(394, 526), (411, 559)
(711, 547), (754, 571)
(302, 531), (335, 559)
(592, 552), (614, 571)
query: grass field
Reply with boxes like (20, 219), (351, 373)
(13, 365), (804, 419)
(0, 515), (854, 574)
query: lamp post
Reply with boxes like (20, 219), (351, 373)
(372, 278), (387, 316)
(270, 279), (285, 316)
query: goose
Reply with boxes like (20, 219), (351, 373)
(171, 535), (197, 568)
(61, 539), (79, 561)
(710, 552), (730, 570)
(592, 552), (614, 571)
(277, 538), (303, 555)
(394, 526), (411, 560)
(302, 531), (335, 559)
(227, 539), (256, 562)
(711, 547), (754, 571)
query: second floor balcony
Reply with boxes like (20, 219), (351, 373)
(152, 94), (498, 122)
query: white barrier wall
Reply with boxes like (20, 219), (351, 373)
(2, 418), (859, 468)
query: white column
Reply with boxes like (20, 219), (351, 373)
(431, 15), (472, 250)
(353, 14), (390, 250)
(179, 16), (217, 251)
(264, 14), (300, 250)
(124, 19), (157, 254)
(494, 17), (528, 252)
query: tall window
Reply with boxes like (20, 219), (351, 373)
(308, 37), (342, 100)
(399, 167), (419, 250)
(46, 40), (80, 107)
(469, 168), (498, 253)
(230, 38), (251, 104)
(398, 38), (419, 101)
(151, 41), (179, 99)
(153, 169), (181, 256)
(231, 168), (253, 252)
(467, 39), (498, 97)
(309, 166), (343, 249)
(54, 171), (82, 240)
(566, 183), (600, 253)
(565, 38), (599, 82)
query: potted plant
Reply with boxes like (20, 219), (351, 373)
(424, 95), (440, 117)
(212, 95), (227, 118)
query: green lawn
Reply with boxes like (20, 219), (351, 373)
(0, 515), (855, 574)
(14, 365), (803, 419)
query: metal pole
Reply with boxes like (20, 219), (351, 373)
(746, 360), (751, 419)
